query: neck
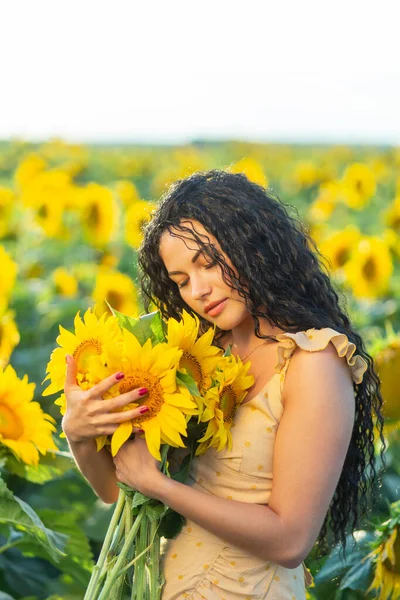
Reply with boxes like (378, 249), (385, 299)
(226, 316), (284, 354)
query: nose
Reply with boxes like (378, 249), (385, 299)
(190, 272), (212, 302)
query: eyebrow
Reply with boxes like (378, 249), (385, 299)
(167, 249), (203, 276)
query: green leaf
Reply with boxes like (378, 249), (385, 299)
(171, 452), (193, 484)
(111, 307), (164, 345)
(158, 508), (185, 539)
(0, 592), (15, 600)
(224, 344), (232, 357)
(5, 451), (74, 485)
(176, 371), (200, 397)
(131, 492), (151, 508)
(0, 483), (67, 562)
(338, 557), (373, 591)
(149, 310), (167, 343)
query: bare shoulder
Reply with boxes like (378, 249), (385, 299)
(282, 342), (354, 409)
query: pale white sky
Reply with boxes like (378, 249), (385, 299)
(1, 0), (399, 144)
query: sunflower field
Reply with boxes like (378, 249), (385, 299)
(0, 138), (399, 599)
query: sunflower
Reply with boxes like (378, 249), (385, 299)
(195, 354), (254, 455)
(308, 181), (342, 222)
(0, 246), (18, 313)
(367, 512), (400, 599)
(124, 200), (157, 249)
(0, 309), (20, 369)
(115, 180), (141, 206)
(14, 153), (47, 191)
(344, 237), (393, 299)
(319, 226), (361, 273)
(166, 309), (223, 399)
(341, 162), (376, 209)
(292, 161), (319, 189)
(229, 158), (269, 188)
(384, 196), (400, 232)
(80, 183), (119, 247)
(0, 186), (15, 238)
(42, 308), (124, 397)
(105, 329), (198, 459)
(52, 267), (78, 298)
(92, 269), (138, 317)
(0, 365), (57, 465)
(375, 336), (400, 421)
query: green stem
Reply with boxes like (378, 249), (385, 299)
(0, 539), (22, 555)
(148, 517), (161, 600)
(98, 506), (145, 600)
(84, 489), (126, 600)
(131, 510), (149, 600)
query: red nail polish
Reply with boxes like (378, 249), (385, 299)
(138, 428), (145, 433)
(140, 406), (149, 414)
(115, 372), (125, 380)
(138, 388), (148, 396)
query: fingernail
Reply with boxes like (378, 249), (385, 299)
(139, 406), (149, 414)
(138, 388), (148, 396)
(115, 372), (125, 380)
(138, 428), (145, 433)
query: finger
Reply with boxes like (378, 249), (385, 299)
(88, 371), (129, 399)
(64, 354), (78, 389)
(103, 388), (149, 412)
(106, 406), (149, 424)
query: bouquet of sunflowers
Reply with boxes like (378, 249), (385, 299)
(43, 307), (254, 600)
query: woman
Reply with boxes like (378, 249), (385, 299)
(63, 170), (385, 599)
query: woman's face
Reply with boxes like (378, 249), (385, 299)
(159, 220), (251, 331)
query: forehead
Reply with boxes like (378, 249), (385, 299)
(159, 220), (217, 260)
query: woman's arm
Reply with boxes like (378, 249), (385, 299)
(66, 437), (119, 504)
(149, 344), (355, 568)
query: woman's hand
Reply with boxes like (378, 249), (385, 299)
(62, 354), (148, 444)
(113, 436), (165, 498)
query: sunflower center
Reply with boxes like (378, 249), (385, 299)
(118, 370), (163, 423)
(37, 203), (48, 219)
(0, 403), (24, 439)
(88, 203), (100, 227)
(383, 529), (400, 573)
(180, 352), (203, 388)
(107, 291), (124, 312)
(355, 179), (364, 195)
(73, 339), (102, 371)
(335, 247), (350, 267)
(363, 257), (377, 281)
(219, 385), (238, 423)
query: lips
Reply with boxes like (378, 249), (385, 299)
(205, 299), (227, 313)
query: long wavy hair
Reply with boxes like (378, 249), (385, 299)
(138, 169), (386, 563)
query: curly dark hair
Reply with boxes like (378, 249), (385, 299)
(138, 169), (386, 564)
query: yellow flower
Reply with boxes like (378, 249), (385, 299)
(106, 329), (198, 459)
(195, 354), (254, 455)
(14, 153), (47, 191)
(124, 200), (156, 248)
(52, 267), (78, 298)
(230, 158), (269, 188)
(384, 197), (400, 232)
(43, 308), (124, 397)
(0, 365), (57, 465)
(308, 181), (342, 222)
(115, 180), (141, 206)
(375, 337), (400, 421)
(341, 163), (376, 209)
(0, 187), (15, 238)
(0, 246), (18, 313)
(92, 270), (138, 317)
(319, 226), (361, 272)
(368, 525), (400, 599)
(80, 183), (119, 247)
(344, 237), (393, 299)
(292, 161), (319, 189)
(167, 309), (222, 397)
(0, 309), (20, 369)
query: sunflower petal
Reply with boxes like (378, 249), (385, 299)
(111, 421), (132, 456)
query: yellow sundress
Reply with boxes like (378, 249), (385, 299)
(160, 328), (368, 599)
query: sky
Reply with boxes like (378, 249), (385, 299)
(1, 0), (399, 145)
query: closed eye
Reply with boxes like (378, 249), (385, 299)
(176, 259), (217, 289)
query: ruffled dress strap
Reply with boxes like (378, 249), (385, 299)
(274, 327), (368, 385)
